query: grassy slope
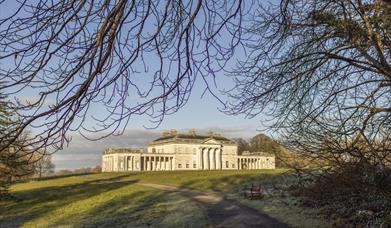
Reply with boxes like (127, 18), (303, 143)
(1, 174), (206, 227)
(1, 170), (329, 228)
(121, 169), (329, 228)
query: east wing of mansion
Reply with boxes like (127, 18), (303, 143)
(102, 130), (275, 172)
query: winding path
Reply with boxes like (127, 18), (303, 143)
(136, 182), (289, 228)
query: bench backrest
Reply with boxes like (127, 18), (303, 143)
(251, 184), (261, 192)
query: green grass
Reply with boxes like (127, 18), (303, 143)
(1, 174), (206, 227)
(1, 170), (329, 228)
(118, 169), (329, 228)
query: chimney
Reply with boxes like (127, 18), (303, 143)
(170, 129), (177, 136)
(188, 129), (196, 136)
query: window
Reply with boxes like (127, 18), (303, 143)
(232, 164), (235, 168)
(226, 161), (229, 168)
(193, 164), (197, 168)
(178, 164), (182, 168)
(152, 148), (156, 153)
(186, 164), (189, 168)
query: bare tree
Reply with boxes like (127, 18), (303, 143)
(0, 0), (247, 154)
(225, 0), (390, 224)
(33, 152), (55, 178)
(226, 0), (390, 167)
(232, 138), (250, 155)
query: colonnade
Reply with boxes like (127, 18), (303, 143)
(142, 155), (174, 171)
(102, 156), (114, 172)
(198, 147), (222, 170)
(238, 157), (267, 169)
(125, 156), (136, 171)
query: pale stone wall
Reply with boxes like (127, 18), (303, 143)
(102, 135), (275, 172)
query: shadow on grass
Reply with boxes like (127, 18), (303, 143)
(176, 171), (292, 227)
(65, 190), (205, 228)
(177, 170), (295, 196)
(0, 176), (137, 227)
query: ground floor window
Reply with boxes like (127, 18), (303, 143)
(226, 161), (229, 168)
(178, 164), (182, 168)
(186, 164), (189, 168)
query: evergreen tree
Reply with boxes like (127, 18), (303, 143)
(0, 82), (14, 195)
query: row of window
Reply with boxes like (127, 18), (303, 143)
(177, 161), (235, 168)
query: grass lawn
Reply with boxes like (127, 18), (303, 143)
(1, 174), (206, 227)
(120, 169), (329, 228)
(1, 169), (329, 227)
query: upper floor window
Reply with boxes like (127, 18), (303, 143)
(152, 148), (156, 153)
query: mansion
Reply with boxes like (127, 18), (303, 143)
(102, 130), (275, 172)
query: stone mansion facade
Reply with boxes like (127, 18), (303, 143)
(102, 130), (275, 172)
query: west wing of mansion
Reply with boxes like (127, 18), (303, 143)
(102, 130), (275, 172)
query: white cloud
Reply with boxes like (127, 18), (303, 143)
(52, 126), (258, 170)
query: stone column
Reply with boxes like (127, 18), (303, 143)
(198, 148), (204, 170)
(216, 149), (222, 170)
(203, 148), (209, 170)
(210, 148), (216, 170)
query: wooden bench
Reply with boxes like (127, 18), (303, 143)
(242, 184), (262, 199)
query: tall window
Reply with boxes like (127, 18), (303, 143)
(226, 161), (229, 168)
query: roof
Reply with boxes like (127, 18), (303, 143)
(240, 151), (275, 157)
(103, 147), (144, 155)
(149, 133), (236, 146)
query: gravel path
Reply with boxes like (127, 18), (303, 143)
(136, 182), (289, 228)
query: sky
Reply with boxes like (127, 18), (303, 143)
(53, 87), (270, 170)
(0, 1), (274, 170)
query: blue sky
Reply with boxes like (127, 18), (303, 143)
(53, 78), (271, 170)
(0, 1), (275, 170)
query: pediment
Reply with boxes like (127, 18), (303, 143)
(202, 138), (221, 145)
